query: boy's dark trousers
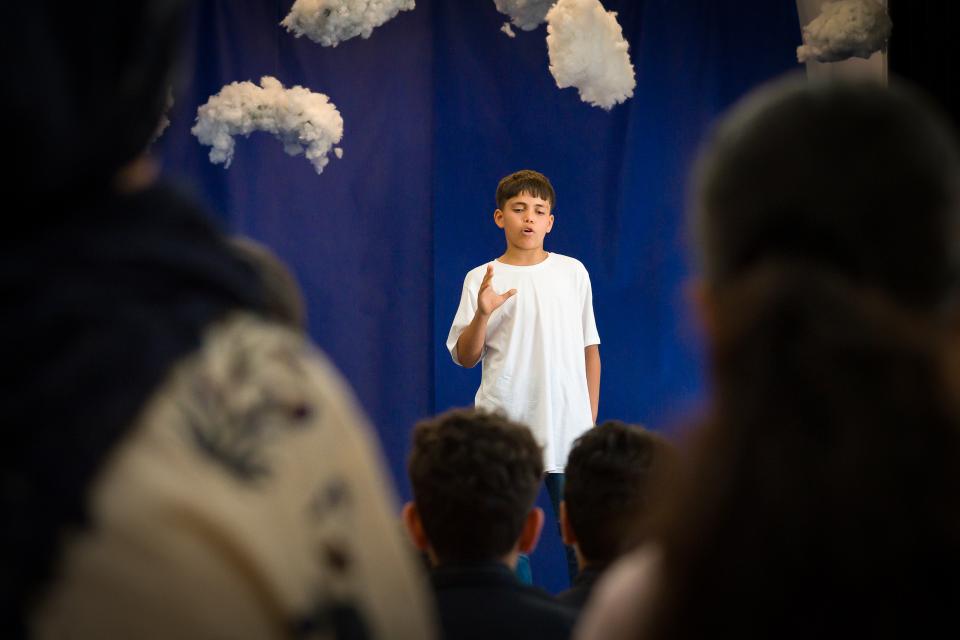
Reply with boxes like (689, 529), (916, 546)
(517, 473), (579, 586)
(544, 472), (579, 582)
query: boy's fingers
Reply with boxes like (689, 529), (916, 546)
(503, 288), (517, 299)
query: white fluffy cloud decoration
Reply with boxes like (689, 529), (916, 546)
(281, 0), (415, 47)
(797, 0), (891, 63)
(494, 0), (555, 32)
(545, 0), (635, 110)
(191, 76), (344, 175)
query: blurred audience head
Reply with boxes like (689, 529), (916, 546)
(0, 2), (270, 633)
(643, 76), (960, 638)
(4, 1), (188, 201)
(562, 421), (674, 569)
(404, 409), (544, 566)
(691, 75), (960, 311)
(228, 236), (307, 331)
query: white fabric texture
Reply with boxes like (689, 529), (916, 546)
(33, 314), (435, 640)
(446, 253), (600, 472)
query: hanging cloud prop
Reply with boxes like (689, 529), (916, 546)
(545, 0), (635, 110)
(797, 0), (891, 63)
(192, 76), (344, 175)
(494, 0), (555, 32)
(281, 0), (415, 47)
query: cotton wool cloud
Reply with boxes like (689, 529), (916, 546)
(191, 76), (344, 175)
(797, 0), (891, 64)
(281, 0), (415, 47)
(494, 0), (555, 32)
(545, 0), (635, 110)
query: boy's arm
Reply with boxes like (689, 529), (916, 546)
(585, 344), (601, 423)
(455, 312), (489, 368)
(455, 264), (516, 368)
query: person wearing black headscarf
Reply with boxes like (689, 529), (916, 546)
(1, 3), (435, 638)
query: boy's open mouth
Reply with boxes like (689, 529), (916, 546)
(522, 228), (534, 235)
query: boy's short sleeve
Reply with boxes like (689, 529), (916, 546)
(581, 265), (601, 347)
(446, 270), (482, 366)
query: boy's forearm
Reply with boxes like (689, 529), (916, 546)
(585, 345), (601, 423)
(455, 311), (489, 368)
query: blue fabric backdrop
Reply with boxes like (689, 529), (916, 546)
(157, 0), (799, 592)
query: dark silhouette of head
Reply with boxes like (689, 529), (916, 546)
(645, 76), (960, 639)
(563, 421), (673, 568)
(407, 409), (543, 564)
(691, 76), (960, 311)
(228, 237), (307, 331)
(4, 1), (188, 200)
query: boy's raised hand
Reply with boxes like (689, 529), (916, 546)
(478, 264), (516, 317)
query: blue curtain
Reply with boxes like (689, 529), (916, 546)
(158, 0), (435, 495)
(157, 0), (799, 592)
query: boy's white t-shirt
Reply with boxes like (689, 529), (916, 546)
(446, 253), (600, 472)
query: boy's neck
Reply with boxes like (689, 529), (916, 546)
(499, 247), (550, 266)
(432, 549), (522, 571)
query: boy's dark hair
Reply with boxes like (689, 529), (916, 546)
(564, 421), (672, 567)
(407, 409), (544, 564)
(496, 169), (557, 210)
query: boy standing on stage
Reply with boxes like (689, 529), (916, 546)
(446, 169), (601, 574)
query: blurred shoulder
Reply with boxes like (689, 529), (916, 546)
(33, 313), (436, 639)
(574, 545), (661, 640)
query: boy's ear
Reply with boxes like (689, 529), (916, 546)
(559, 500), (578, 546)
(494, 208), (506, 229)
(518, 507), (545, 554)
(546, 213), (554, 234)
(401, 502), (431, 551)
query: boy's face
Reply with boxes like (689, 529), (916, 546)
(494, 192), (554, 252)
